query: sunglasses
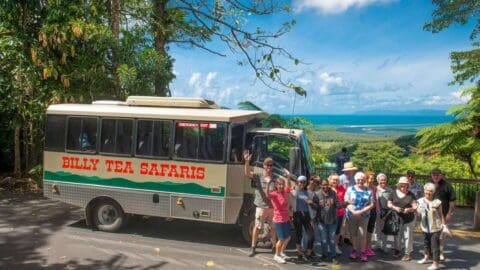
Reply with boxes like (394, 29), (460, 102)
(265, 164), (273, 167)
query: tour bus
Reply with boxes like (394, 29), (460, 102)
(43, 96), (315, 243)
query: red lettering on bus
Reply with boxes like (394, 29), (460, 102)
(148, 163), (159, 176)
(105, 160), (114, 172)
(123, 161), (134, 174)
(167, 165), (179, 178)
(140, 162), (148, 175)
(90, 158), (99, 171)
(196, 167), (205, 180)
(179, 165), (190, 178)
(61, 156), (99, 171)
(160, 163), (169, 177)
(62, 157), (69, 168)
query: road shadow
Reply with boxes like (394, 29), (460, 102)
(0, 192), (169, 269)
(69, 214), (247, 248)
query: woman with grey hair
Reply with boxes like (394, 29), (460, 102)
(376, 173), (393, 252)
(388, 176), (418, 261)
(344, 172), (374, 262)
(417, 183), (447, 270)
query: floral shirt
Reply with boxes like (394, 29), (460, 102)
(345, 185), (372, 218)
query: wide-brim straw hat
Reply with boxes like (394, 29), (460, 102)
(342, 162), (358, 171)
(397, 176), (409, 186)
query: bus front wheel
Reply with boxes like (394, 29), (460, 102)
(240, 210), (272, 247)
(93, 199), (125, 232)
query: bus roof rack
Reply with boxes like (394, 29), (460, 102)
(126, 96), (220, 109)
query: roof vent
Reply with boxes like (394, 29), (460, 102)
(126, 96), (219, 109)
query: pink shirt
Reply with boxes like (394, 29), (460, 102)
(269, 187), (291, 223)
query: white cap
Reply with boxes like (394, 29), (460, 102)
(297, 175), (307, 182)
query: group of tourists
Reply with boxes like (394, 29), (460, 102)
(243, 149), (456, 270)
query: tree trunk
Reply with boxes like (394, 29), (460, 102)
(110, 0), (121, 98)
(14, 127), (21, 177)
(152, 0), (170, 97)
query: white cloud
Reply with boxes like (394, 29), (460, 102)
(294, 0), (396, 14)
(205, 72), (218, 87)
(317, 72), (343, 95)
(298, 77), (312, 85)
(188, 72), (201, 86)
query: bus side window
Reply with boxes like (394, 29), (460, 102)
(100, 119), (116, 153)
(115, 120), (132, 155)
(45, 115), (66, 152)
(66, 117), (97, 152)
(153, 121), (171, 157)
(229, 124), (244, 163)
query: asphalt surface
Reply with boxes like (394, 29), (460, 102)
(0, 191), (479, 270)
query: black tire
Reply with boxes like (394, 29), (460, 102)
(93, 199), (125, 232)
(240, 209), (272, 247)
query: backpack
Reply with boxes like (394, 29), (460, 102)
(382, 210), (400, 236)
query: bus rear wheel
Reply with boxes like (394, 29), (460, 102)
(93, 200), (125, 232)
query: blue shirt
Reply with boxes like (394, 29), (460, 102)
(295, 189), (310, 212)
(345, 186), (372, 218)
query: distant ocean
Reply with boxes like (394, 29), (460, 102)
(294, 114), (455, 135)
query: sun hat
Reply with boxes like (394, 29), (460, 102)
(342, 162), (358, 171)
(397, 176), (409, 186)
(297, 175), (307, 182)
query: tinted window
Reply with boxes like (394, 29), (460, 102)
(136, 120), (172, 157)
(45, 115), (66, 151)
(66, 117), (97, 152)
(229, 124), (244, 163)
(100, 118), (133, 155)
(174, 122), (225, 161)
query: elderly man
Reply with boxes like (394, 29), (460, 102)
(406, 170), (423, 199)
(339, 162), (357, 190)
(429, 168), (456, 261)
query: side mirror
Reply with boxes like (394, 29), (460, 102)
(289, 147), (302, 177)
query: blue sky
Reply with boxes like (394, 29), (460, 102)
(169, 0), (474, 114)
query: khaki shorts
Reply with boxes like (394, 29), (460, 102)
(255, 207), (273, 229)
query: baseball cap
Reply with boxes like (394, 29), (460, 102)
(297, 175), (307, 182)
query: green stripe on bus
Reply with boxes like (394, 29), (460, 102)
(44, 171), (225, 197)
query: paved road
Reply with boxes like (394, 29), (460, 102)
(0, 192), (479, 270)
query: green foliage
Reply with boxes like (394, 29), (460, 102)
(396, 154), (471, 179)
(417, 86), (480, 178)
(351, 142), (404, 173)
(393, 135), (419, 156)
(424, 0), (480, 41)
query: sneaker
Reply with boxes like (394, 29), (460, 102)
(427, 265), (439, 270)
(273, 255), (286, 264)
(332, 257), (339, 265)
(365, 249), (376, 256)
(336, 245), (342, 255)
(280, 252), (288, 259)
(439, 253), (445, 261)
(248, 247), (256, 257)
(417, 258), (429, 264)
(360, 252), (368, 262)
(401, 254), (412, 261)
(393, 249), (401, 259)
(349, 250), (357, 260)
(297, 254), (306, 261)
(305, 253), (315, 261)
